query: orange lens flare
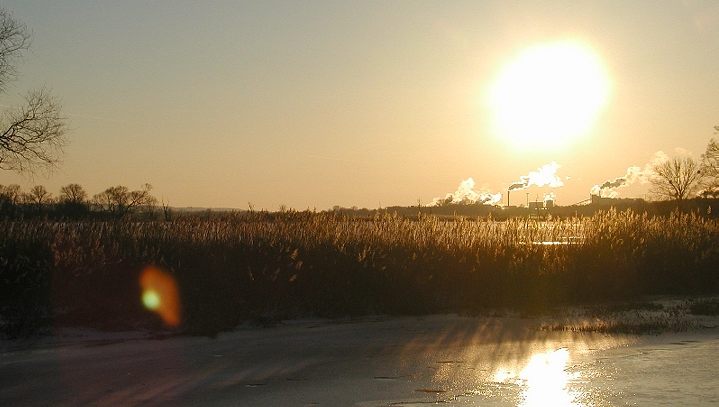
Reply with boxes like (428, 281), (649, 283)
(139, 266), (181, 327)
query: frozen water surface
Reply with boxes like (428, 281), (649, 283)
(1, 315), (717, 406)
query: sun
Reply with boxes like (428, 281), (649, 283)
(487, 40), (610, 151)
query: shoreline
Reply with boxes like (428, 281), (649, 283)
(3, 294), (719, 351)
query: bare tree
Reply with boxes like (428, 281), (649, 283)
(0, 183), (20, 214)
(128, 184), (157, 218)
(700, 128), (719, 196)
(93, 183), (156, 217)
(23, 184), (52, 207)
(0, 183), (21, 204)
(93, 186), (129, 215)
(0, 9), (65, 173)
(0, 8), (29, 90)
(56, 182), (89, 217)
(59, 183), (87, 204)
(649, 156), (704, 201)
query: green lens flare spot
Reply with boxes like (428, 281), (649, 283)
(143, 290), (161, 310)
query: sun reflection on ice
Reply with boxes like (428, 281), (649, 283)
(494, 348), (581, 406)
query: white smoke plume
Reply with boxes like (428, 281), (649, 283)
(543, 192), (556, 203)
(590, 166), (641, 197)
(590, 151), (669, 198)
(652, 150), (671, 165)
(508, 161), (564, 191)
(432, 178), (502, 206)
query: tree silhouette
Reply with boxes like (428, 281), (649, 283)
(700, 128), (719, 196)
(23, 185), (52, 212)
(58, 183), (89, 218)
(0, 183), (21, 214)
(649, 156), (703, 201)
(0, 9), (65, 173)
(0, 183), (20, 204)
(93, 184), (156, 218)
(59, 183), (87, 204)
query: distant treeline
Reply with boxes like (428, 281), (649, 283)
(0, 183), (158, 220)
(4, 182), (719, 223)
(329, 198), (719, 220)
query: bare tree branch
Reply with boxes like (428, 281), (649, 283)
(0, 88), (66, 172)
(701, 136), (719, 195)
(0, 8), (30, 91)
(649, 156), (703, 201)
(0, 9), (65, 174)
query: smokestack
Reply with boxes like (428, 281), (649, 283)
(507, 189), (510, 207)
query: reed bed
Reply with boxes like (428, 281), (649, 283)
(1, 209), (718, 336)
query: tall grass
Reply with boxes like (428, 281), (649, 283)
(1, 209), (718, 336)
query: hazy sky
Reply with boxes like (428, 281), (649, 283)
(1, 0), (717, 209)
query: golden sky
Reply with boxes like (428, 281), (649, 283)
(1, 1), (718, 209)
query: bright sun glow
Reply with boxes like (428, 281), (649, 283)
(487, 40), (610, 150)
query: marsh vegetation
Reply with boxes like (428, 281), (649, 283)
(1, 209), (718, 337)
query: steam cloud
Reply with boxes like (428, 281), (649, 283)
(508, 161), (564, 191)
(590, 151), (669, 198)
(590, 166), (641, 197)
(432, 178), (502, 206)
